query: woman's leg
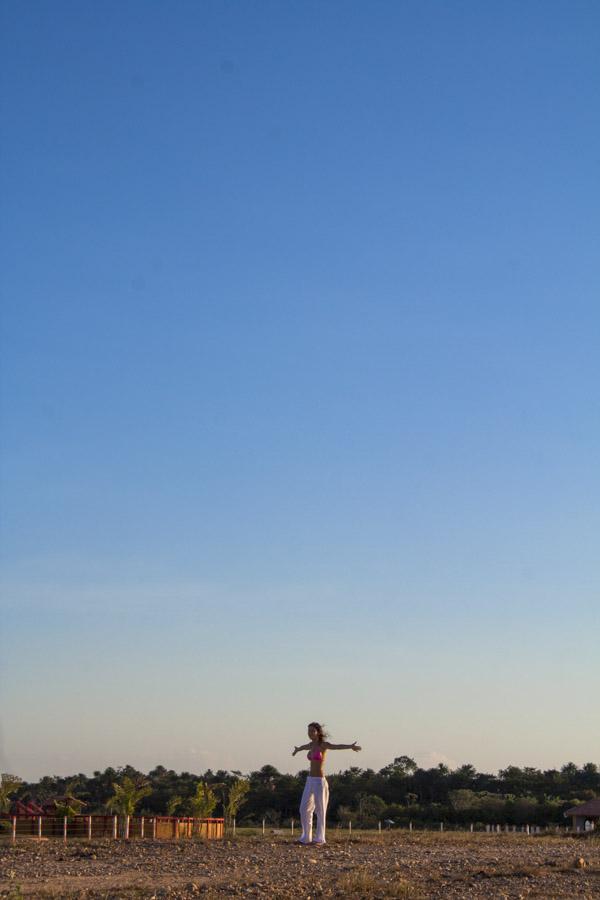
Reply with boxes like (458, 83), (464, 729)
(299, 779), (315, 843)
(313, 778), (329, 843)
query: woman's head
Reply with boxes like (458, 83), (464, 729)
(307, 722), (328, 743)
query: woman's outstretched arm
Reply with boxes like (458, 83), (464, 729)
(324, 741), (361, 751)
(292, 743), (312, 755)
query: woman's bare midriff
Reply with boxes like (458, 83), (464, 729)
(309, 751), (326, 777)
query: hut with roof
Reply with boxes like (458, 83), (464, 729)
(12, 799), (45, 816)
(564, 798), (600, 832)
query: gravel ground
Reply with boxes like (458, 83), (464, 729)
(1, 832), (599, 898)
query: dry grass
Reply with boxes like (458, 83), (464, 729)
(335, 866), (420, 898)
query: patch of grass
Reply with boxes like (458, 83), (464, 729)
(4, 886), (25, 900)
(336, 866), (420, 898)
(558, 864), (600, 876)
(0, 887), (155, 900)
(467, 865), (545, 881)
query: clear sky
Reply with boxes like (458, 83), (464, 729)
(1, 1), (599, 782)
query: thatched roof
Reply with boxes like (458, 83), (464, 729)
(564, 798), (600, 817)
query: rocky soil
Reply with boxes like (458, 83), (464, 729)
(1, 832), (599, 898)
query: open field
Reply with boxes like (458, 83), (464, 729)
(1, 832), (599, 899)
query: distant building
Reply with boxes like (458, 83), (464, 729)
(564, 798), (600, 831)
(11, 799), (45, 815)
(10, 796), (84, 816)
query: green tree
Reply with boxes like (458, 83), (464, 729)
(379, 756), (418, 778)
(477, 793), (506, 823)
(190, 782), (219, 819)
(251, 765), (280, 788)
(336, 804), (353, 824)
(448, 789), (480, 815)
(0, 775), (22, 813)
(107, 776), (152, 816)
(166, 795), (184, 816)
(511, 796), (538, 825)
(356, 793), (386, 826)
(54, 795), (85, 818)
(450, 764), (478, 790)
(579, 763), (600, 792)
(224, 778), (250, 827)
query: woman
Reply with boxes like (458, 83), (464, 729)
(292, 722), (361, 845)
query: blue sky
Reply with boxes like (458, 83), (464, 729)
(1, 1), (599, 781)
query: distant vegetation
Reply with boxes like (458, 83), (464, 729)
(4, 757), (599, 826)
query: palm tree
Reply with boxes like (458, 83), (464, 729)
(224, 778), (250, 828)
(107, 776), (152, 816)
(53, 795), (85, 818)
(166, 795), (184, 816)
(190, 782), (219, 819)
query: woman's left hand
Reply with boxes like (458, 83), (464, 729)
(352, 742), (362, 752)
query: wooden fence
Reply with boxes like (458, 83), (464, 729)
(0, 814), (223, 842)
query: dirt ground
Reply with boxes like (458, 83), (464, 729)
(1, 832), (599, 899)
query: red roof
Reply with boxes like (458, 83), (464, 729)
(13, 800), (45, 815)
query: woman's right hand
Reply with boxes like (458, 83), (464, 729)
(292, 746), (298, 756)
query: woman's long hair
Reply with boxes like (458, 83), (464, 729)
(308, 722), (329, 744)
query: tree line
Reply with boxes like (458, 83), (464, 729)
(2, 757), (598, 827)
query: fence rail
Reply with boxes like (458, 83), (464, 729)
(1, 815), (590, 844)
(0, 815), (223, 843)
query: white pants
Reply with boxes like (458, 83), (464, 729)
(299, 776), (329, 844)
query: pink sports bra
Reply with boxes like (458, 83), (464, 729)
(308, 750), (323, 761)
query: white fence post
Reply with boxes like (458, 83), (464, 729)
(141, 816), (145, 839)
(262, 819), (265, 836)
(349, 821), (352, 835)
(470, 823), (473, 833)
(113, 815), (118, 839)
(409, 821), (412, 832)
(291, 818), (294, 836)
(440, 822), (444, 832)
(63, 816), (68, 842)
(378, 821), (381, 834)
(87, 815), (92, 841)
(38, 816), (42, 839)
(152, 818), (157, 840)
(12, 816), (16, 844)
